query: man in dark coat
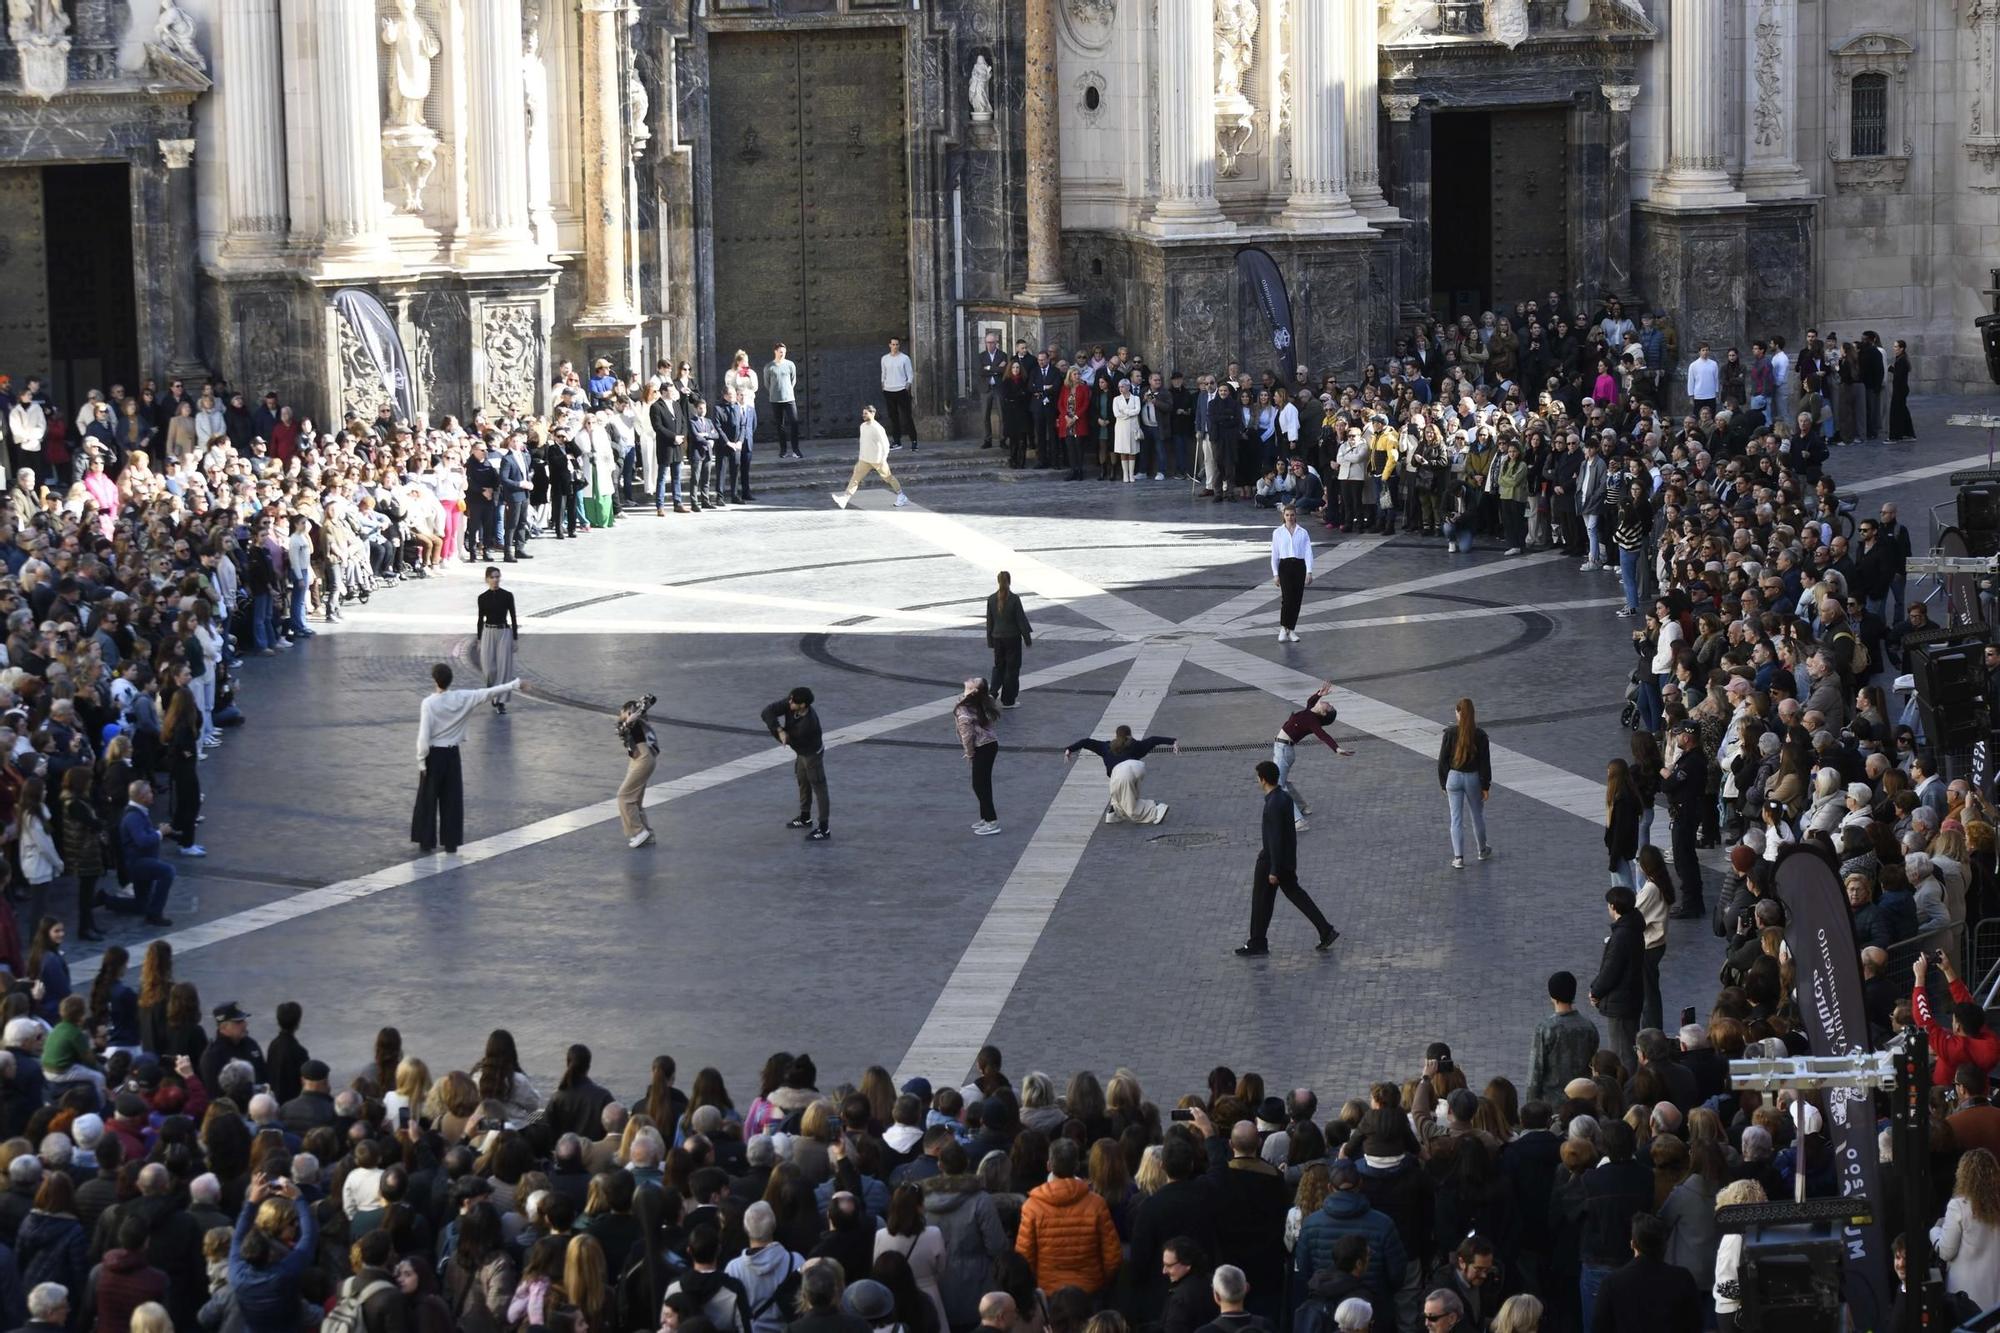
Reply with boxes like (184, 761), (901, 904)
(1589, 1214), (1700, 1333)
(1500, 1103), (1563, 1294)
(1660, 721), (1708, 916)
(199, 1001), (268, 1094)
(1238, 762), (1338, 956)
(1130, 1134), (1219, 1320)
(1204, 1120), (1288, 1321)
(463, 442), (501, 560)
(1159, 1239), (1219, 1333)
(1588, 887), (1646, 1072)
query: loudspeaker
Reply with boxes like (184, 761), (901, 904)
(1963, 482), (2000, 557)
(1979, 313), (2000, 388)
(1740, 1223), (1846, 1333)
(1906, 623), (1993, 750)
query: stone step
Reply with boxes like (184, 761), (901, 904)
(665, 440), (1079, 496)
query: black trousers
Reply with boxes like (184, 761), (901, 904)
(1248, 851), (1332, 946)
(971, 741), (998, 821)
(412, 745), (464, 852)
(1277, 557), (1307, 630)
(982, 387), (1003, 442)
(550, 488), (577, 536)
(1033, 410), (1056, 465)
(503, 496), (529, 553)
(883, 389), (917, 444)
(772, 401), (801, 454)
(1670, 811), (1704, 908)
(169, 756), (200, 845)
(991, 639), (1024, 706)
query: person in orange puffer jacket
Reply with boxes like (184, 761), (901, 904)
(1916, 949), (2000, 1088)
(1014, 1138), (1122, 1296)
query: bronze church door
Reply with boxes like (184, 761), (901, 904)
(1489, 108), (1568, 309)
(708, 29), (912, 440)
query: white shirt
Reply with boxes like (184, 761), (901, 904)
(1271, 523), (1314, 576)
(8, 403), (44, 450)
(1685, 356), (1720, 400)
(857, 419), (891, 466)
(1771, 349), (1791, 387)
(880, 352), (914, 392)
(1276, 402), (1300, 442)
(417, 682), (519, 759)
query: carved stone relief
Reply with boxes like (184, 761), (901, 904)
(1059, 0), (1115, 50)
(1213, 0), (1256, 177)
(481, 303), (540, 415)
(8, 0), (72, 99)
(1752, 0), (1783, 148)
(338, 317), (394, 422)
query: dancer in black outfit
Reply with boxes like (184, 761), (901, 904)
(1237, 761), (1338, 956)
(1888, 340), (1916, 442)
(761, 687), (831, 840)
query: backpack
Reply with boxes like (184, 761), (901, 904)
(323, 1276), (396, 1333)
(747, 1253), (801, 1325)
(1293, 1298), (1339, 1333)
(1831, 627), (1869, 678)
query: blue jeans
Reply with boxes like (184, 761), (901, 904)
(655, 443), (683, 505)
(125, 857), (175, 919)
(1580, 1263), (1613, 1333)
(1583, 512), (1603, 564)
(250, 591), (272, 651)
(1170, 433), (1191, 475)
(1619, 547), (1642, 611)
(286, 576), (310, 634)
(1445, 769), (1487, 858)
(1272, 741), (1311, 817)
(1638, 805), (1654, 847)
(1613, 859), (1637, 889)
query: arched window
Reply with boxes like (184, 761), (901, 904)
(1850, 74), (1889, 158)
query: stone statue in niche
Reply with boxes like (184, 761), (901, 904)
(968, 53), (993, 122)
(1212, 0), (1256, 176)
(8, 0), (70, 99)
(154, 0), (205, 71)
(380, 0), (441, 130)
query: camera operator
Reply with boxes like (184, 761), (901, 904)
(618, 695), (659, 848)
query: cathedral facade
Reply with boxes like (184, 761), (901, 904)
(0, 0), (1987, 435)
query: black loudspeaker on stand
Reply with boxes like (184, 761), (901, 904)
(1903, 622), (1993, 753)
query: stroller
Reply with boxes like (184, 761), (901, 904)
(1621, 665), (1643, 730)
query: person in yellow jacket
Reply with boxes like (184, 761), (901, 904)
(1369, 419), (1400, 534)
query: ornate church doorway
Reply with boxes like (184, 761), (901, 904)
(1430, 108), (1568, 320)
(707, 29), (912, 440)
(0, 163), (138, 408)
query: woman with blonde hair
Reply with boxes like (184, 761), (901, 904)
(1713, 1178), (1767, 1333)
(1936, 1146), (2000, 1308)
(1437, 697), (1492, 868)
(383, 1058), (432, 1130)
(128, 1303), (172, 1333)
(1491, 1294), (1543, 1333)
(1284, 1162), (1329, 1252)
(1132, 1145), (1167, 1197)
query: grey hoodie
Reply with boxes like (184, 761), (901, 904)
(726, 1242), (804, 1333)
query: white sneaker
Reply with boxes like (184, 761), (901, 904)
(1504, 547), (1521, 556)
(1479, 845), (1494, 860)
(1295, 818), (1310, 833)
(1579, 561), (1595, 571)
(629, 830), (654, 848)
(975, 821), (1002, 836)
(1277, 628), (1287, 642)
(1602, 564), (1619, 573)
(1452, 855), (1464, 869)
(1153, 472), (1165, 481)
(1445, 542), (1454, 552)
(894, 492), (910, 508)
(831, 491), (850, 509)
(1289, 630), (1301, 642)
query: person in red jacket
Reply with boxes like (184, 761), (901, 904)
(83, 1214), (169, 1333)
(1914, 949), (2000, 1087)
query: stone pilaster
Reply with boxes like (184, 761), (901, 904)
(1740, 0), (1809, 198)
(1383, 95), (1428, 316)
(159, 139), (207, 377)
(575, 0), (641, 341)
(312, 0), (393, 265)
(1279, 0), (1368, 232)
(217, 0), (287, 256)
(1345, 0), (1388, 215)
(1602, 84), (1638, 298)
(1653, 0), (1745, 206)
(465, 0), (538, 262)
(1146, 0), (1232, 235)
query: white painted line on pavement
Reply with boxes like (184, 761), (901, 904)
(1262, 597), (1626, 639)
(1176, 536), (1390, 633)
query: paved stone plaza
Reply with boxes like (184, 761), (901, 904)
(79, 396), (2000, 1103)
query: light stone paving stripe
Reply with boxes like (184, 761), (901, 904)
(460, 568), (990, 627)
(67, 640), (1145, 977)
(1225, 550), (1569, 630)
(1189, 640), (1607, 822)
(1173, 536), (1390, 633)
(857, 507), (1181, 637)
(308, 613), (1127, 643)
(893, 643), (1189, 1089)
(1843, 450), (1997, 495)
(1263, 597), (1626, 639)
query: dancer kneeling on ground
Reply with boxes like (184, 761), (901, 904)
(1064, 726), (1179, 824)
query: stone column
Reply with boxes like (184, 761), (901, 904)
(1279, 0), (1366, 231)
(465, 0), (537, 260)
(1345, 0), (1388, 214)
(159, 139), (207, 377)
(217, 0), (288, 250)
(1654, 0), (1744, 205)
(313, 0), (391, 263)
(1739, 0), (1809, 197)
(1147, 0), (1232, 234)
(1602, 84), (1638, 298)
(576, 0), (640, 328)
(1018, 0), (1072, 297)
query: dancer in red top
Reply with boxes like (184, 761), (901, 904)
(1272, 680), (1355, 833)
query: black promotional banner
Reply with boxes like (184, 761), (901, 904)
(1775, 844), (1889, 1331)
(333, 287), (418, 426)
(1236, 247), (1298, 388)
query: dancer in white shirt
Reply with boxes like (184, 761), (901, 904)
(412, 662), (520, 854)
(1270, 505), (1315, 643)
(833, 407), (911, 509)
